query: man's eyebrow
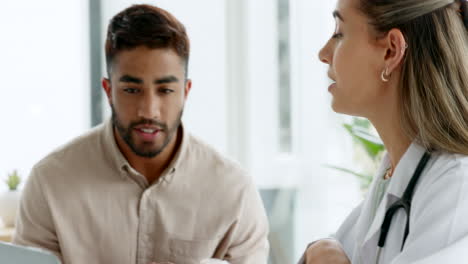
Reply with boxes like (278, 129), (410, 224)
(119, 75), (143, 84)
(333, 10), (345, 22)
(154, 75), (179, 85)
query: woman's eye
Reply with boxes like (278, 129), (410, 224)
(332, 32), (343, 39)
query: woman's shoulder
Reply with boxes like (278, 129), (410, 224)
(418, 150), (468, 192)
(430, 150), (468, 175)
(411, 150), (468, 245)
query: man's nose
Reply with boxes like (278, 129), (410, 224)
(137, 94), (161, 120)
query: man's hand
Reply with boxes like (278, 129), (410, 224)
(305, 239), (351, 264)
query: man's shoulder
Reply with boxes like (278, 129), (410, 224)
(184, 133), (259, 212)
(186, 133), (252, 185)
(34, 124), (105, 173)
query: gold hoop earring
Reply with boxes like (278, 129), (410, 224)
(381, 68), (390, 82)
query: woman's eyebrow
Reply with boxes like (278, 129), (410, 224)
(333, 10), (345, 22)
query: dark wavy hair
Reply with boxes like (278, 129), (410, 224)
(105, 4), (190, 77)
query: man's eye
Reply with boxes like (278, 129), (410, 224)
(159, 88), (174, 94)
(123, 88), (140, 94)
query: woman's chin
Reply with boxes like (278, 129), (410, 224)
(330, 98), (343, 113)
(330, 99), (356, 116)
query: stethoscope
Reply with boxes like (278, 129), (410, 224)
(375, 151), (431, 263)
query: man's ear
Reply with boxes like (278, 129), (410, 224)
(184, 79), (192, 101)
(382, 28), (407, 74)
(102, 78), (113, 104)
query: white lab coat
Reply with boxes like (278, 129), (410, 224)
(299, 142), (468, 264)
(336, 142), (468, 263)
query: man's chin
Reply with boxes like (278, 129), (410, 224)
(131, 145), (163, 158)
(133, 150), (162, 158)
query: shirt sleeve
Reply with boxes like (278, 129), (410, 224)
(224, 179), (270, 264)
(391, 162), (468, 263)
(12, 166), (63, 263)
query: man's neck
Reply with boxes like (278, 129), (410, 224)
(114, 126), (182, 184)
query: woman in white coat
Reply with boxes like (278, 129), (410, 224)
(299, 0), (468, 263)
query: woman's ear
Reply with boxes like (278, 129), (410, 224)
(383, 28), (407, 74)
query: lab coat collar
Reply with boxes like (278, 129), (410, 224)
(363, 142), (428, 244)
(386, 142), (427, 198)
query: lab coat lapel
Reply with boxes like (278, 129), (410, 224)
(353, 154), (390, 244)
(362, 143), (427, 246)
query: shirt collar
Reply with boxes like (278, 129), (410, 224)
(101, 118), (189, 182)
(102, 119), (131, 179)
(158, 124), (188, 183)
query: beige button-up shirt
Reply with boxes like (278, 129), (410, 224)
(13, 120), (269, 264)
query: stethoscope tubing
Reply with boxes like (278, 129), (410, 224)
(376, 151), (431, 263)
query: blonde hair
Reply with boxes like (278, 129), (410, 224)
(360, 0), (468, 154)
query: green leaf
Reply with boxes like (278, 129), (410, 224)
(343, 124), (385, 159)
(324, 165), (373, 189)
(324, 165), (369, 180)
(352, 117), (371, 129)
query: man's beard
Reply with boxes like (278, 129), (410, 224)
(111, 105), (183, 158)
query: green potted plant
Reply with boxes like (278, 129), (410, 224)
(327, 118), (385, 192)
(0, 170), (22, 227)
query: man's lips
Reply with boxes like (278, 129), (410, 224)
(133, 126), (163, 141)
(135, 127), (159, 133)
(133, 124), (164, 132)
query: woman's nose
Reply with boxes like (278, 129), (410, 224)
(318, 40), (332, 64)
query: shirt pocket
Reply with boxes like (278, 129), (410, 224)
(168, 237), (220, 259)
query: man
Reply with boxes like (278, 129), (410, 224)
(13, 4), (269, 264)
